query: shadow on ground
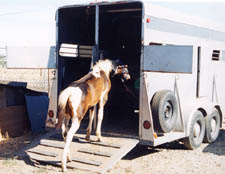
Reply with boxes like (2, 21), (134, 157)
(124, 128), (225, 160)
(123, 145), (159, 160)
(123, 140), (187, 160)
(203, 129), (225, 156)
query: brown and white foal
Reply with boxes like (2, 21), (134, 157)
(56, 59), (130, 172)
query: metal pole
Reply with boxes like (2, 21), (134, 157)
(196, 46), (201, 98)
(92, 3), (100, 66)
(93, 3), (100, 130)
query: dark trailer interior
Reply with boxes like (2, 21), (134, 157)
(57, 1), (143, 136)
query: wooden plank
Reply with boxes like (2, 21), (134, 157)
(0, 105), (29, 137)
(27, 149), (58, 157)
(71, 157), (102, 166)
(79, 139), (122, 149)
(78, 148), (112, 157)
(0, 105), (27, 121)
(102, 138), (139, 173)
(50, 133), (121, 149)
(28, 156), (102, 173)
(50, 134), (79, 142)
(75, 135), (122, 148)
(0, 88), (6, 108)
(26, 133), (139, 174)
(40, 140), (64, 149)
(49, 133), (64, 140)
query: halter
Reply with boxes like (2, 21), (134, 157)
(115, 65), (130, 83)
(116, 65), (129, 75)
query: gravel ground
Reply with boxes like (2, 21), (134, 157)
(0, 124), (225, 174)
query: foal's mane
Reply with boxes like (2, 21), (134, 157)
(92, 59), (114, 76)
(69, 59), (114, 87)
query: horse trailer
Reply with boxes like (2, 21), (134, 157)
(45, 0), (225, 153)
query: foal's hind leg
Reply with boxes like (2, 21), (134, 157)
(62, 117), (70, 141)
(62, 117), (80, 172)
(85, 107), (95, 141)
(61, 117), (71, 161)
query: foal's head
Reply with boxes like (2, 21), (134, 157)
(113, 60), (131, 81)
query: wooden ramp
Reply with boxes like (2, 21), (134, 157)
(26, 132), (139, 173)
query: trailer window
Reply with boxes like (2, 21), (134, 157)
(143, 45), (193, 73)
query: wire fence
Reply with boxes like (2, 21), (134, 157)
(0, 68), (55, 93)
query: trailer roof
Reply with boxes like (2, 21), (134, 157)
(144, 3), (225, 33)
(57, 0), (225, 33)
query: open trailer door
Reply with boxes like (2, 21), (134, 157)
(140, 45), (193, 146)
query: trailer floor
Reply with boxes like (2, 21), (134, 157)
(25, 130), (139, 173)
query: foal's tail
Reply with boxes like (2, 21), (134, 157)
(55, 87), (73, 130)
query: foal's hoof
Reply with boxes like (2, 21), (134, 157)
(85, 135), (91, 141)
(62, 166), (68, 172)
(67, 155), (72, 162)
(97, 137), (104, 142)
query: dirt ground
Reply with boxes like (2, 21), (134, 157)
(0, 124), (225, 174)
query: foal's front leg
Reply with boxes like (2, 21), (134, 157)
(96, 96), (107, 142)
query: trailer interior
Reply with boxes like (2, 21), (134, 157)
(57, 1), (143, 136)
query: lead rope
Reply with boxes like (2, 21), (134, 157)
(121, 79), (139, 102)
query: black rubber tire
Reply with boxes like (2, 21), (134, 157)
(183, 110), (205, 150)
(203, 109), (221, 143)
(151, 90), (178, 133)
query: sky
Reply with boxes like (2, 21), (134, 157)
(152, 1), (225, 23)
(0, 0), (225, 46)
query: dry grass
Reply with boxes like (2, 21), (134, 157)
(0, 128), (9, 142)
(2, 158), (18, 167)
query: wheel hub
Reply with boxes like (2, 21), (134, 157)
(210, 118), (216, 132)
(194, 123), (201, 138)
(164, 102), (173, 119)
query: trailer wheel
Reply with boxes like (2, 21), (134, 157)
(183, 110), (205, 150)
(203, 109), (221, 143)
(151, 90), (178, 133)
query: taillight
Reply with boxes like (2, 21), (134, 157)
(143, 120), (151, 129)
(146, 18), (151, 23)
(48, 110), (54, 118)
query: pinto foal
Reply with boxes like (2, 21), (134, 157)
(55, 59), (130, 172)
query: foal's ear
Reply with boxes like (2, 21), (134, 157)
(114, 59), (123, 66)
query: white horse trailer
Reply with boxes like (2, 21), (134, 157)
(47, 0), (225, 152)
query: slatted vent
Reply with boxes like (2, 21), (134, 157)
(59, 44), (92, 58)
(212, 50), (220, 61)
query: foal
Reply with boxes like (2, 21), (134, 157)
(56, 59), (130, 172)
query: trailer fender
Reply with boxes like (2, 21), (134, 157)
(184, 99), (215, 137)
